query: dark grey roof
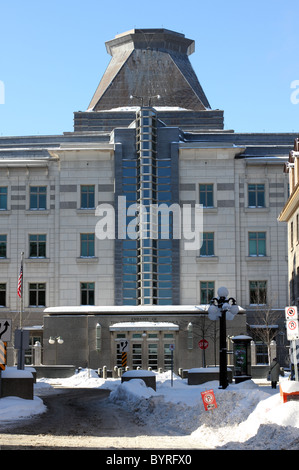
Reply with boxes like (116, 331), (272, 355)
(88, 29), (211, 112)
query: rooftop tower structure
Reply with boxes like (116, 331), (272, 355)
(88, 28), (211, 112)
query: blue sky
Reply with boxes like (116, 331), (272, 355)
(0, 0), (299, 136)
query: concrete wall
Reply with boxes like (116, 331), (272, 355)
(43, 311), (247, 371)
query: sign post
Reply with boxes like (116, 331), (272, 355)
(285, 306), (299, 381)
(0, 341), (7, 371)
(169, 344), (175, 387)
(0, 340), (7, 399)
(198, 339), (208, 367)
(118, 339), (129, 370)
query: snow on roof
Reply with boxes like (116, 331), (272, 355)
(122, 369), (156, 377)
(43, 305), (208, 315)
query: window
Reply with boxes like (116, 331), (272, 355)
(255, 342), (268, 364)
(0, 187), (7, 210)
(148, 343), (158, 369)
(29, 283), (46, 307)
(29, 234), (46, 258)
(248, 184), (265, 208)
(80, 282), (95, 305)
(200, 232), (214, 256)
(132, 343), (143, 369)
(199, 184), (213, 208)
(249, 232), (266, 256)
(30, 186), (47, 210)
(0, 284), (6, 307)
(80, 233), (95, 257)
(80, 185), (95, 209)
(0, 235), (7, 258)
(164, 344), (173, 370)
(200, 281), (215, 304)
(249, 281), (267, 305)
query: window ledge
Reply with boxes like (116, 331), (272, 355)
(76, 256), (99, 263)
(25, 210), (49, 215)
(28, 306), (46, 309)
(25, 257), (50, 263)
(202, 208), (218, 214)
(196, 256), (219, 262)
(76, 209), (96, 215)
(246, 256), (271, 261)
(0, 258), (10, 263)
(0, 210), (11, 215)
(244, 207), (269, 213)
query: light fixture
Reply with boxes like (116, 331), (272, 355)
(49, 336), (64, 344)
(207, 287), (239, 389)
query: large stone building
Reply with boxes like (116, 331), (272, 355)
(0, 29), (295, 371)
(279, 137), (299, 306)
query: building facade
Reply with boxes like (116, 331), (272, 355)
(279, 137), (299, 305)
(0, 29), (295, 370)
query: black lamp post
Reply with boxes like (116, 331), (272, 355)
(208, 287), (239, 389)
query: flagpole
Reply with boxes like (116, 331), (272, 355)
(18, 251), (24, 329)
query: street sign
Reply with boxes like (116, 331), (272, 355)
(198, 339), (209, 350)
(118, 339), (129, 352)
(201, 389), (217, 411)
(285, 306), (298, 320)
(0, 319), (12, 342)
(286, 319), (299, 340)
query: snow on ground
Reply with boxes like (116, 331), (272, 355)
(1, 367), (299, 449)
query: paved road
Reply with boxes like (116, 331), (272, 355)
(0, 387), (204, 450)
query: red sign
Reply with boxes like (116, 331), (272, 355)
(198, 339), (209, 350)
(201, 389), (217, 411)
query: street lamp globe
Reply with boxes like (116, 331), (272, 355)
(217, 286), (229, 298)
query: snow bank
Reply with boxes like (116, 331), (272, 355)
(0, 368), (299, 449)
(280, 380), (299, 393)
(107, 370), (299, 449)
(0, 396), (46, 421)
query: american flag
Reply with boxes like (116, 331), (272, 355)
(17, 264), (23, 298)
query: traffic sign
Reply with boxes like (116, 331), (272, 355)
(198, 339), (209, 350)
(285, 306), (298, 320)
(201, 389), (217, 411)
(118, 339), (129, 352)
(286, 319), (299, 340)
(0, 319), (12, 342)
